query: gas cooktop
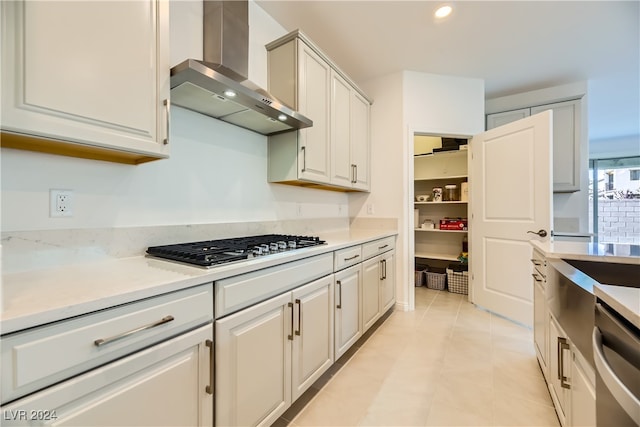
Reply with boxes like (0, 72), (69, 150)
(147, 234), (326, 268)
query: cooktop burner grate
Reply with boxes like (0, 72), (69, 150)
(147, 234), (326, 268)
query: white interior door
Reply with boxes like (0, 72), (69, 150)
(470, 110), (552, 327)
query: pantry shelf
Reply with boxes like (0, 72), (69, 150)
(415, 252), (461, 262)
(414, 228), (468, 233)
(414, 201), (468, 205)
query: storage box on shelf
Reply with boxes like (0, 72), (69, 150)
(446, 269), (469, 294)
(425, 269), (446, 290)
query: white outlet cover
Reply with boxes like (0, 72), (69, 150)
(50, 189), (73, 217)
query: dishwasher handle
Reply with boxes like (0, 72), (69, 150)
(593, 326), (640, 424)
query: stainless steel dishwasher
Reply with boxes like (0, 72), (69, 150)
(593, 301), (640, 427)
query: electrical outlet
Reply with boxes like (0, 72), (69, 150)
(50, 189), (73, 217)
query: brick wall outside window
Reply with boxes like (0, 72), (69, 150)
(595, 199), (640, 244)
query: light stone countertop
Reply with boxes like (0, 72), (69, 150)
(531, 240), (640, 264)
(531, 239), (639, 330)
(594, 284), (640, 330)
(1, 229), (397, 335)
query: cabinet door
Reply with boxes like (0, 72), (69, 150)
(330, 71), (353, 187)
(531, 100), (581, 193)
(548, 315), (570, 426)
(362, 257), (382, 332)
(297, 40), (331, 183)
(291, 276), (334, 401)
(1, 325), (213, 427)
(334, 265), (362, 360)
(216, 293), (292, 427)
(533, 279), (548, 377)
(1, 0), (170, 161)
(486, 108), (530, 130)
(570, 350), (596, 427)
(380, 250), (396, 313)
(487, 108), (531, 130)
(350, 90), (370, 191)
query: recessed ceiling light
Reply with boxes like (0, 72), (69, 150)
(435, 5), (452, 19)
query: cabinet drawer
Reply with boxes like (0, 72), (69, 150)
(1, 283), (213, 405)
(531, 249), (547, 281)
(334, 245), (362, 271)
(362, 236), (395, 261)
(215, 253), (333, 318)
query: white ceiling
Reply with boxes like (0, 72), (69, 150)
(256, 0), (639, 141)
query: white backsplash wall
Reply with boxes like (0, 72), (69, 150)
(1, 0), (349, 234)
(1, 106), (348, 232)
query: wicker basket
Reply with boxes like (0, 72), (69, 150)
(414, 269), (427, 286)
(425, 271), (446, 290)
(446, 269), (469, 294)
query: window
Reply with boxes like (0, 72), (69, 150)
(589, 156), (640, 244)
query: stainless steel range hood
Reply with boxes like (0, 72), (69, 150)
(170, 1), (312, 136)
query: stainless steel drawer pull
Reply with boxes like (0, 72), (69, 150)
(205, 339), (214, 395)
(530, 259), (542, 266)
(378, 244), (389, 250)
(558, 337), (571, 389)
(344, 254), (360, 261)
(288, 302), (294, 341)
(94, 315), (175, 347)
(163, 99), (170, 145)
(295, 299), (302, 336)
(531, 273), (543, 283)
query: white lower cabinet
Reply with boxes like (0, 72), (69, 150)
(334, 264), (363, 360)
(362, 249), (396, 332)
(215, 275), (334, 427)
(569, 350), (596, 427)
(1, 324), (213, 427)
(549, 315), (571, 426)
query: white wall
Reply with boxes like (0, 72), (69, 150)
(1, 0), (348, 233)
(354, 71), (484, 310)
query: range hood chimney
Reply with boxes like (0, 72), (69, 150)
(170, 0), (312, 135)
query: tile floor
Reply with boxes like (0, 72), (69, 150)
(275, 286), (560, 427)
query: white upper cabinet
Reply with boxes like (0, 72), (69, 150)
(267, 30), (371, 192)
(531, 100), (581, 193)
(485, 83), (586, 193)
(1, 0), (170, 164)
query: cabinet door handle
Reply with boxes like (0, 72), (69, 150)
(532, 273), (543, 283)
(94, 315), (174, 347)
(295, 299), (301, 336)
(344, 254), (360, 261)
(301, 146), (306, 172)
(379, 260), (385, 281)
(558, 337), (571, 389)
(287, 302), (294, 340)
(336, 280), (342, 309)
(205, 339), (214, 395)
(383, 259), (387, 280)
(163, 99), (170, 145)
